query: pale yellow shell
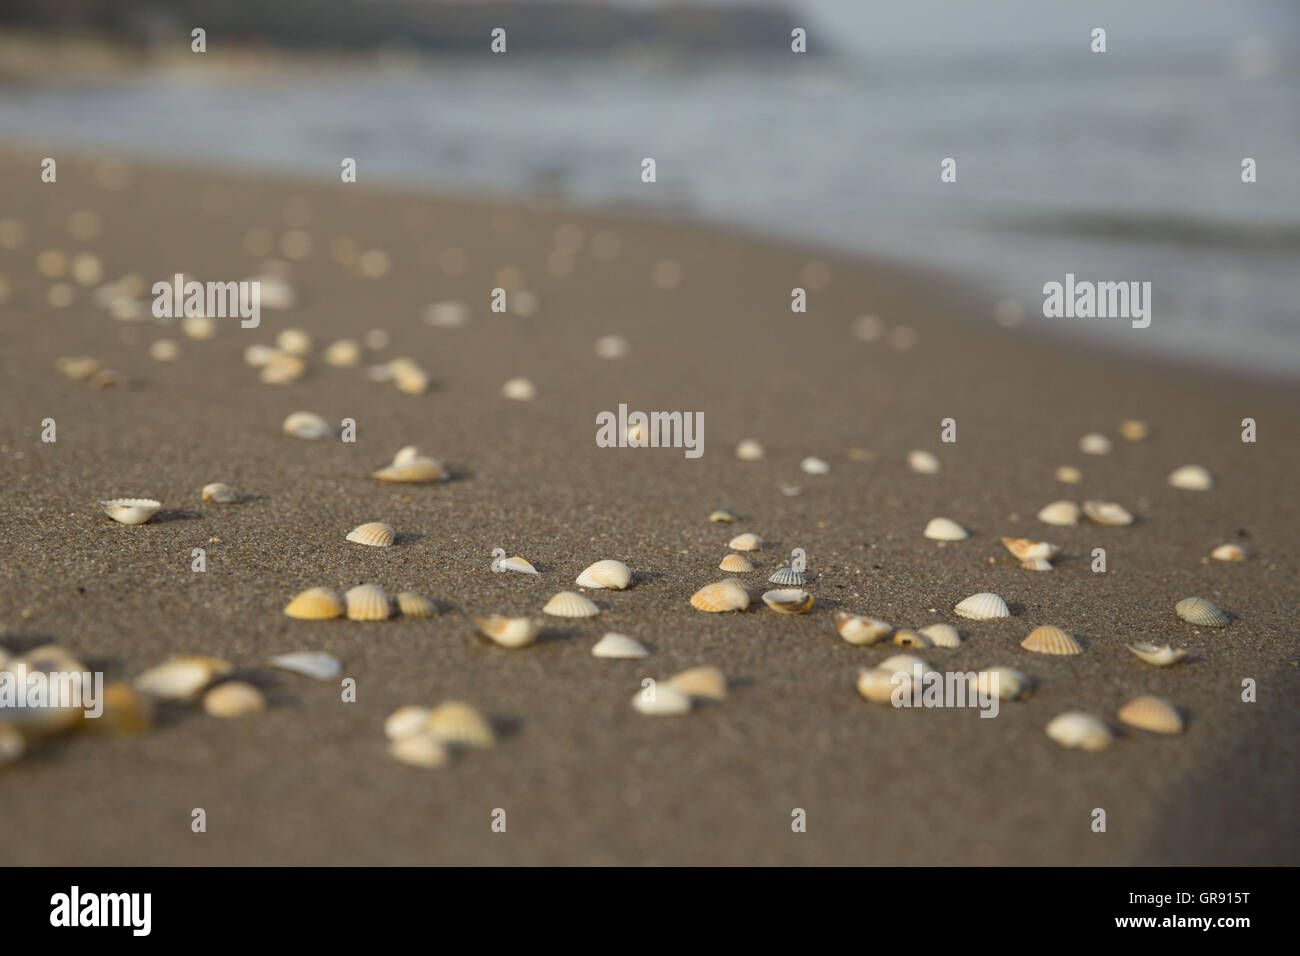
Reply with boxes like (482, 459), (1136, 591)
(474, 614), (541, 649)
(1210, 543), (1247, 562)
(1020, 625), (1082, 655)
(591, 633), (649, 659)
(427, 701), (495, 749)
(954, 592), (1010, 620)
(346, 521), (396, 548)
(734, 439), (765, 461)
(1117, 695), (1184, 734)
(762, 588), (813, 614)
(690, 579), (750, 612)
(1055, 465), (1082, 484)
(919, 623), (961, 648)
(708, 508), (736, 523)
(575, 559), (631, 590)
(1020, 557), (1054, 571)
(1046, 712), (1112, 751)
(1037, 501), (1080, 526)
(270, 652), (340, 679)
(1078, 432), (1112, 455)
(323, 338), (361, 367)
(203, 681), (266, 718)
(1175, 596), (1229, 627)
(276, 328), (312, 356)
(0, 724), (25, 765)
(284, 586), (344, 620)
(389, 733), (449, 768)
(728, 532), (763, 552)
(1001, 537), (1059, 561)
(924, 517), (968, 541)
(907, 449), (940, 474)
(501, 376), (536, 401)
(974, 666), (1030, 701)
(498, 555), (538, 574)
(856, 667), (903, 704)
(543, 591), (600, 618)
(135, 656), (233, 702)
(1083, 500), (1134, 526)
(668, 665), (727, 700)
(345, 584), (392, 621)
(371, 457), (446, 483)
(631, 683), (692, 715)
(834, 612), (892, 645)
(719, 553), (754, 573)
(1119, 419), (1148, 441)
(395, 591), (436, 618)
(1167, 464), (1213, 491)
(384, 705), (431, 740)
(282, 411), (332, 439)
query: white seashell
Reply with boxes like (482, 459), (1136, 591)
(1055, 465), (1082, 484)
(1021, 625), (1082, 655)
(1046, 712), (1113, 751)
(323, 338), (362, 367)
(135, 656), (232, 702)
(99, 498), (161, 525)
(762, 588), (813, 614)
(427, 701), (495, 749)
(498, 555), (538, 575)
(690, 579), (750, 612)
(543, 591), (600, 618)
(1020, 557), (1054, 572)
(834, 611), (892, 645)
(1119, 419), (1149, 441)
(668, 666), (727, 700)
(384, 705), (431, 740)
(974, 666), (1029, 700)
(907, 450), (940, 474)
(345, 584), (391, 621)
(800, 456), (830, 475)
(282, 411), (332, 439)
(856, 667), (904, 704)
(502, 377), (536, 401)
(1001, 537), (1060, 561)
(708, 508), (736, 523)
(202, 482), (239, 503)
(203, 681), (266, 718)
(592, 633), (649, 659)
(919, 623), (960, 648)
(424, 300), (469, 327)
(1037, 501), (1080, 526)
(1078, 433), (1112, 455)
(575, 559), (631, 590)
(392, 446), (423, 466)
(594, 335), (629, 359)
(1175, 596), (1229, 627)
(150, 339), (180, 362)
(276, 328), (312, 356)
(728, 533), (763, 552)
(1117, 695), (1183, 735)
(395, 592), (437, 618)
(346, 521), (396, 548)
(56, 355), (100, 380)
(878, 654), (932, 677)
(270, 652), (340, 680)
(1126, 643), (1187, 666)
(389, 733), (449, 768)
(259, 351), (306, 385)
(954, 592), (1010, 620)
(924, 517), (968, 541)
(767, 566), (806, 586)
(719, 553), (754, 573)
(735, 439), (765, 461)
(371, 457), (446, 484)
(632, 682), (692, 716)
(1210, 543), (1247, 562)
(243, 344), (278, 367)
(1083, 500), (1134, 526)
(1168, 464), (1213, 491)
(284, 587), (344, 620)
(474, 615), (541, 649)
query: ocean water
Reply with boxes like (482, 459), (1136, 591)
(2, 0), (1298, 374)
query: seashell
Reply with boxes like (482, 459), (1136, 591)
(427, 701), (495, 749)
(392, 446), (423, 466)
(800, 456), (830, 475)
(833, 611), (892, 646)
(1021, 625), (1082, 655)
(1168, 464), (1213, 491)
(270, 652), (340, 680)
(56, 355), (100, 380)
(16, 644), (87, 676)
(424, 300), (469, 328)
(632, 682), (692, 716)
(389, 733), (449, 768)
(1001, 537), (1060, 561)
(892, 630), (931, 648)
(135, 656), (233, 702)
(502, 376), (536, 401)
(99, 498), (161, 525)
(323, 338), (362, 367)
(668, 665), (727, 700)
(1175, 596), (1229, 628)
(856, 667), (904, 704)
(1119, 419), (1149, 441)
(1046, 712), (1112, 751)
(395, 592), (437, 618)
(1210, 543), (1247, 562)
(878, 654), (932, 677)
(150, 338), (180, 362)
(919, 623), (961, 647)
(1020, 557), (1054, 571)
(370, 457), (446, 483)
(954, 592), (1010, 620)
(203, 681), (266, 718)
(974, 666), (1030, 700)
(257, 275), (295, 310)
(1083, 500), (1134, 526)
(384, 705), (431, 740)
(768, 566), (806, 585)
(498, 555), (538, 575)
(708, 508), (736, 523)
(719, 553), (754, 573)
(762, 588), (813, 614)
(592, 633), (649, 659)
(924, 517), (968, 541)
(276, 328), (312, 356)
(907, 449), (940, 474)
(543, 591), (600, 617)
(728, 532), (763, 552)
(0, 724), (25, 765)
(575, 559), (631, 590)
(735, 439), (765, 461)
(89, 368), (127, 389)
(392, 364), (431, 395)
(474, 615), (541, 648)
(1126, 642), (1187, 666)
(1117, 695), (1183, 735)
(344, 584), (391, 621)
(201, 482), (239, 503)
(284, 586), (344, 620)
(1037, 501), (1080, 526)
(690, 579), (750, 613)
(282, 411), (332, 439)
(89, 682), (154, 735)
(1078, 433), (1112, 455)
(594, 335), (629, 359)
(243, 344), (277, 367)
(346, 521), (396, 548)
(182, 314), (216, 341)
(259, 352), (305, 384)
(1056, 465), (1082, 484)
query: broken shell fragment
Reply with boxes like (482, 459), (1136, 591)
(719, 553), (754, 573)
(1126, 643), (1187, 666)
(575, 559), (631, 590)
(395, 591), (437, 618)
(668, 666), (727, 700)
(543, 591), (600, 618)
(344, 584), (392, 621)
(728, 533), (763, 552)
(202, 482), (239, 503)
(474, 615), (541, 648)
(1001, 537), (1060, 561)
(1117, 695), (1184, 734)
(767, 566), (806, 586)
(99, 498), (161, 525)
(204, 681), (266, 718)
(370, 457), (446, 483)
(427, 701), (495, 749)
(283, 411), (333, 439)
(834, 611), (892, 646)
(1037, 501), (1080, 526)
(907, 450), (940, 474)
(346, 521), (396, 548)
(1210, 543), (1247, 562)
(761, 588), (813, 614)
(919, 623), (961, 648)
(1046, 712), (1113, 751)
(924, 517), (968, 541)
(389, 733), (449, 768)
(1083, 500), (1134, 527)
(632, 682), (692, 716)
(284, 587), (344, 620)
(135, 656), (233, 702)
(954, 592), (1010, 621)
(690, 579), (750, 613)
(1168, 464), (1213, 491)
(592, 633), (649, 659)
(1021, 625), (1083, 656)
(498, 555), (538, 575)
(270, 652), (341, 679)
(1175, 596), (1229, 628)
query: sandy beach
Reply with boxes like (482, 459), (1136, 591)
(1, 146), (1297, 865)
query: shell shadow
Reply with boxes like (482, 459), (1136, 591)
(153, 509), (202, 523)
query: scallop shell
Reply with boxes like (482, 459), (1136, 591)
(1126, 642), (1187, 666)
(800, 456), (830, 475)
(735, 439), (765, 461)
(1079, 433), (1112, 455)
(924, 517), (968, 541)
(907, 450), (940, 474)
(370, 457), (446, 483)
(974, 666), (1030, 701)
(385, 705), (432, 740)
(892, 630), (931, 648)
(690, 579), (750, 612)
(270, 651), (341, 680)
(1001, 537), (1060, 561)
(856, 667), (904, 704)
(592, 633), (649, 659)
(498, 555), (538, 575)
(501, 376), (536, 401)
(708, 508), (736, 523)
(1083, 500), (1134, 526)
(762, 588), (813, 614)
(833, 611), (892, 645)
(135, 656), (233, 702)
(282, 411), (333, 439)
(768, 566), (806, 585)
(427, 700), (495, 748)
(395, 591), (436, 618)
(632, 682), (692, 716)
(389, 733), (449, 768)
(1037, 501), (1080, 526)
(575, 559), (631, 590)
(284, 587), (344, 620)
(954, 592), (1010, 621)
(1175, 596), (1229, 627)
(668, 665), (727, 700)
(719, 553), (754, 573)
(99, 498), (161, 525)
(1117, 695), (1184, 735)
(1021, 625), (1082, 655)
(346, 521), (396, 548)
(344, 584), (392, 621)
(201, 482), (239, 503)
(474, 615), (541, 648)
(1046, 712), (1113, 751)
(203, 681), (266, 718)
(919, 623), (961, 648)
(1210, 543), (1247, 562)
(728, 533), (763, 551)
(1168, 464), (1213, 491)
(1119, 419), (1149, 441)
(543, 591), (600, 618)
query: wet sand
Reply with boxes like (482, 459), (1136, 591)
(1, 148), (1297, 865)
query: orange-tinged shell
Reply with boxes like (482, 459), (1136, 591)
(690, 579), (750, 612)
(1020, 625), (1082, 655)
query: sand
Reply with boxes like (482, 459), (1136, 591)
(1, 148), (1297, 865)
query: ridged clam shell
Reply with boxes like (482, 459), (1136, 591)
(395, 591), (436, 618)
(668, 665), (727, 700)
(282, 411), (333, 439)
(907, 449), (940, 474)
(389, 733), (449, 768)
(575, 559), (631, 590)
(919, 623), (961, 647)
(1127, 643), (1187, 666)
(345, 584), (392, 621)
(632, 682), (692, 715)
(203, 681), (266, 718)
(1079, 432), (1112, 455)
(1210, 543), (1247, 562)
(690, 579), (750, 612)
(370, 457), (446, 483)
(498, 555), (538, 575)
(892, 630), (931, 648)
(728, 532), (763, 552)
(385, 705), (432, 740)
(762, 588), (813, 614)
(474, 615), (541, 648)
(1021, 625), (1082, 655)
(284, 586), (344, 620)
(974, 666), (1029, 700)
(768, 566), (806, 585)
(719, 553), (754, 573)
(1046, 712), (1113, 751)
(1083, 500), (1134, 526)
(1168, 464), (1213, 491)
(1037, 501), (1080, 526)
(708, 508), (736, 523)
(924, 517), (968, 541)
(270, 651), (341, 680)
(954, 592), (1010, 620)
(735, 439), (765, 461)
(427, 701), (495, 748)
(592, 633), (649, 659)
(346, 521), (396, 548)
(1117, 695), (1184, 735)
(1001, 537), (1060, 561)
(834, 611), (892, 645)
(99, 498), (161, 525)
(201, 482), (239, 503)
(1175, 596), (1229, 627)
(135, 656), (233, 702)
(543, 591), (600, 618)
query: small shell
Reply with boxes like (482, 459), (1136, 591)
(392, 445), (424, 466)
(282, 411), (333, 439)
(385, 705), (432, 740)
(0, 724), (26, 765)
(370, 457), (446, 483)
(1175, 596), (1229, 628)
(498, 555), (539, 575)
(135, 656), (233, 702)
(1210, 543), (1247, 562)
(424, 300), (469, 327)
(767, 566), (806, 585)
(90, 368), (126, 389)
(762, 588), (813, 614)
(501, 376), (537, 401)
(592, 633), (649, 659)
(150, 339), (180, 362)
(719, 553), (754, 573)
(632, 683), (692, 715)
(203, 681), (266, 718)
(393, 366), (431, 395)
(735, 439), (765, 461)
(878, 654), (932, 676)
(201, 482), (239, 503)
(594, 335), (629, 358)
(99, 498), (161, 525)
(323, 338), (362, 367)
(1056, 465), (1082, 484)
(90, 682), (155, 735)
(243, 344), (277, 367)
(395, 591), (437, 618)
(708, 508), (736, 523)
(1127, 642), (1187, 666)
(344, 584), (392, 621)
(728, 532), (763, 551)
(1020, 557), (1054, 572)
(834, 611), (892, 646)
(1078, 433), (1112, 455)
(924, 517), (968, 541)
(690, 579), (750, 613)
(346, 521), (396, 548)
(1119, 419), (1149, 441)
(259, 352), (305, 385)
(389, 733), (449, 768)
(954, 592), (1010, 621)
(1083, 500), (1134, 527)
(856, 667), (904, 704)
(892, 630), (931, 648)
(575, 559), (631, 590)
(276, 328), (312, 356)
(1168, 464), (1213, 491)
(919, 623), (961, 647)
(668, 665), (727, 700)
(57, 355), (100, 380)
(1117, 695), (1184, 734)
(800, 456), (830, 475)
(1046, 712), (1113, 751)
(284, 586), (344, 620)
(974, 666), (1030, 700)
(1021, 625), (1082, 655)
(907, 449), (940, 474)
(1037, 501), (1080, 526)
(543, 591), (600, 618)
(427, 701), (495, 748)
(270, 652), (341, 680)
(475, 615), (541, 648)
(1001, 537), (1060, 561)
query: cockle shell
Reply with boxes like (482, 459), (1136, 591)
(974, 666), (1030, 700)
(389, 734), (449, 768)
(575, 559), (631, 590)
(924, 517), (968, 541)
(719, 553), (754, 573)
(543, 591), (600, 618)
(385, 706), (432, 740)
(99, 498), (161, 525)
(284, 587), (344, 620)
(203, 681), (266, 718)
(907, 450), (940, 474)
(1168, 464), (1213, 491)
(1001, 537), (1060, 561)
(1078, 433), (1112, 455)
(270, 652), (341, 679)
(668, 665), (727, 700)
(690, 579), (750, 612)
(1126, 643), (1187, 666)
(762, 588), (813, 614)
(1021, 625), (1082, 655)
(1037, 501), (1080, 526)
(135, 656), (233, 702)
(709, 508), (736, 523)
(833, 611), (891, 645)
(283, 411), (332, 439)
(427, 701), (495, 748)
(632, 682), (692, 716)
(395, 592), (436, 618)
(1083, 500), (1134, 526)
(592, 633), (649, 659)
(498, 555), (538, 575)
(735, 439), (765, 461)
(1046, 712), (1112, 751)
(345, 584), (391, 621)
(768, 566), (806, 585)
(728, 533), (763, 552)
(371, 457), (446, 483)
(474, 615), (541, 649)
(919, 623), (961, 648)
(1175, 596), (1229, 627)
(954, 592), (1010, 620)
(1210, 543), (1247, 562)
(346, 521), (396, 548)
(892, 630), (930, 648)
(202, 482), (239, 503)
(1117, 695), (1184, 735)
